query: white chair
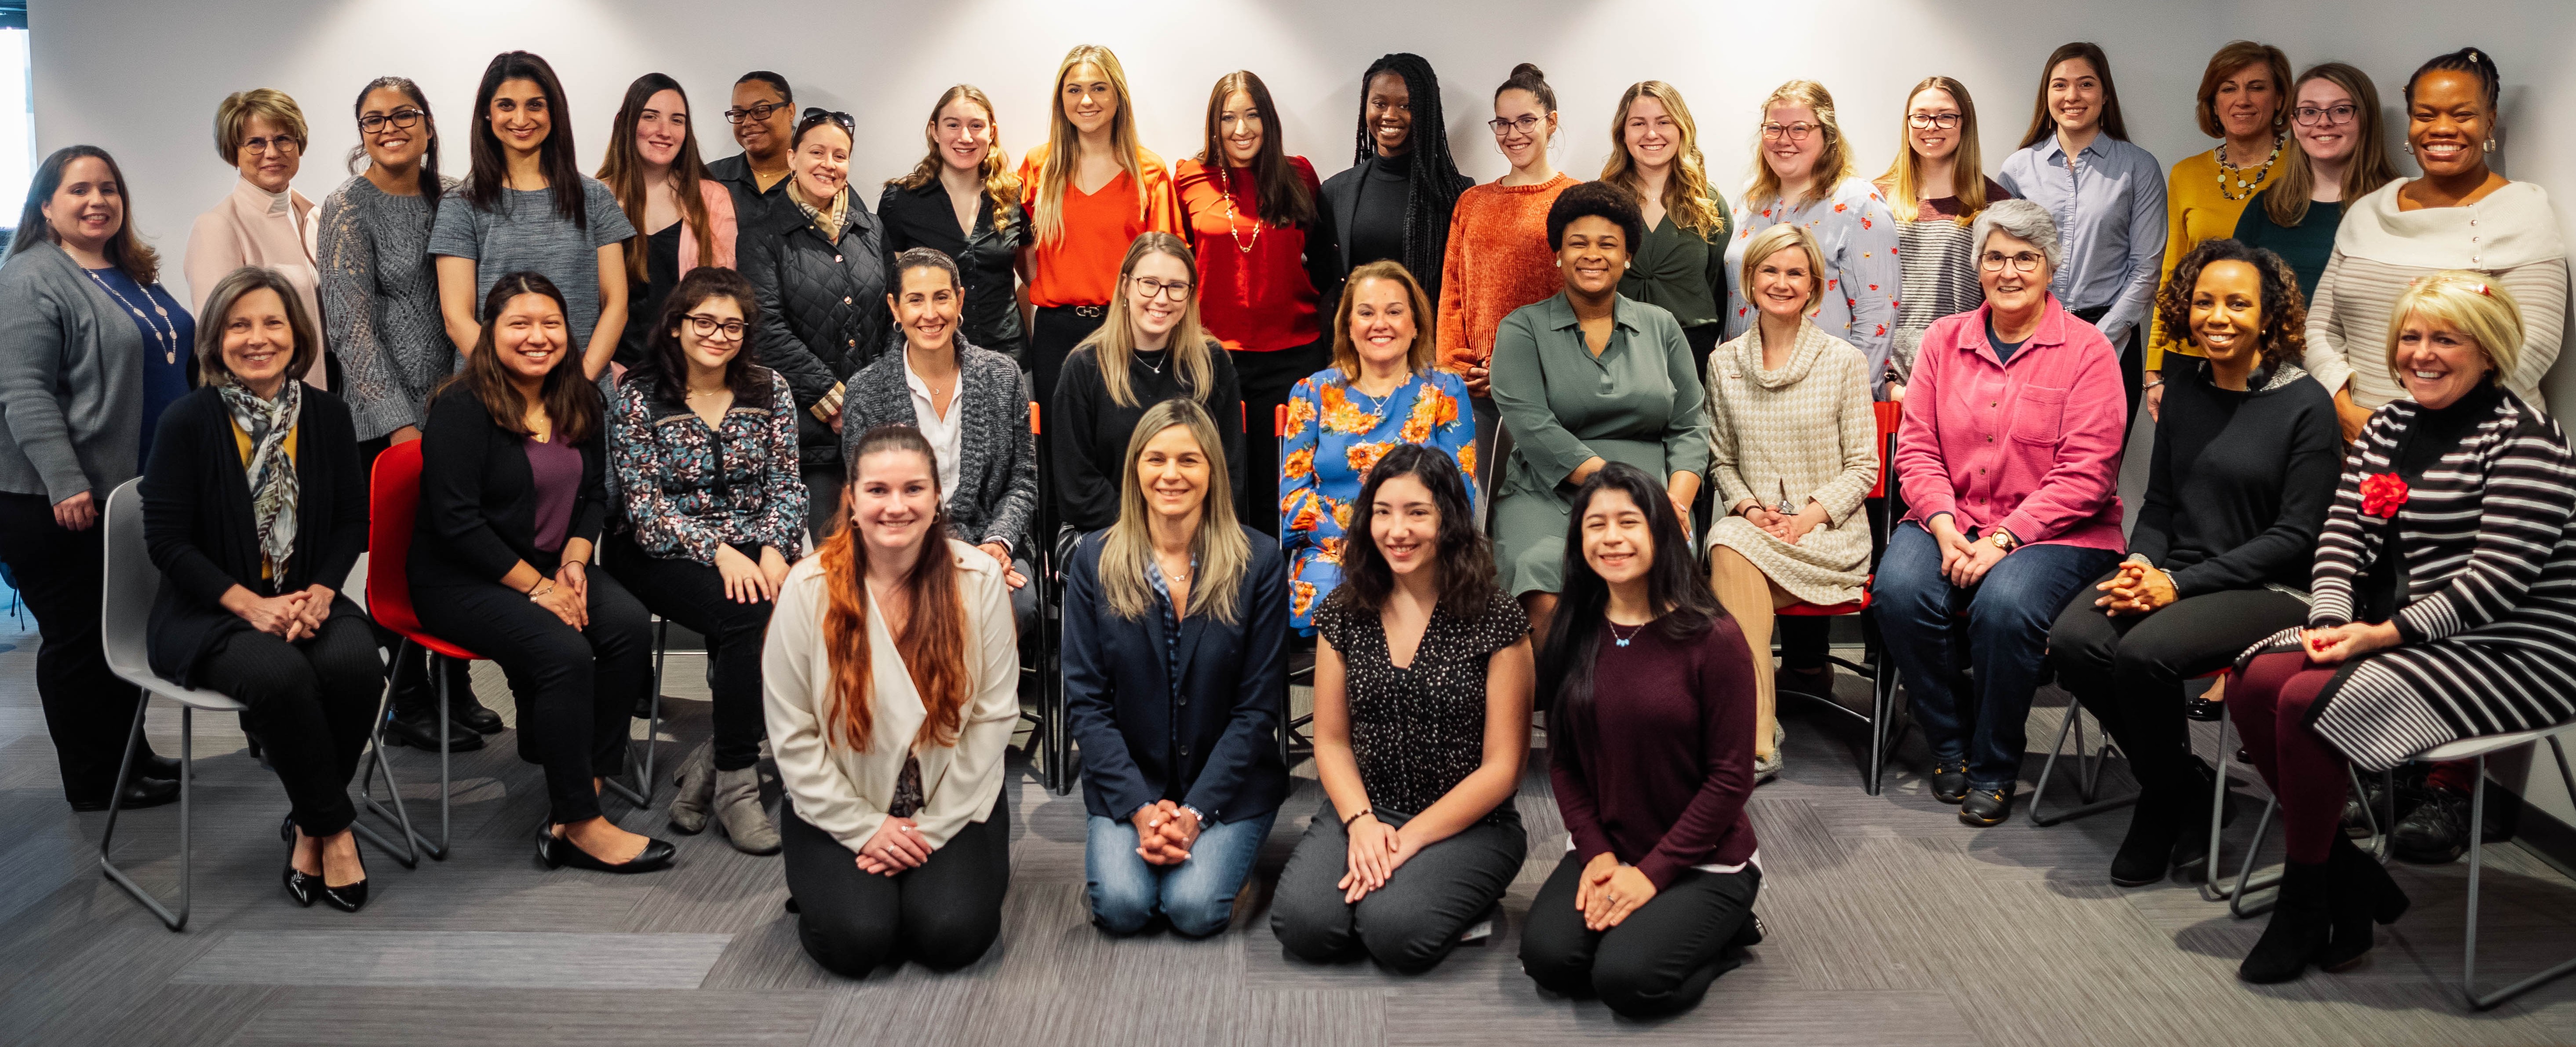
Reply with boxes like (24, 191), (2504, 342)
(2419, 722), (2576, 1010)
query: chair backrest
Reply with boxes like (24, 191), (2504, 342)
(99, 479), (160, 688)
(368, 438), (429, 638)
(1871, 400), (1902, 500)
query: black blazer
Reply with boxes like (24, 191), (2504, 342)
(410, 386), (608, 589)
(140, 386), (368, 685)
(876, 180), (1030, 351)
(1060, 525), (1289, 824)
(1317, 154), (1470, 308)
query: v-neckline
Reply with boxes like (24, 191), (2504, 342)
(1382, 604), (1436, 672)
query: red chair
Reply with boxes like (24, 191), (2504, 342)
(1770, 400), (1906, 795)
(358, 438), (483, 861)
(1028, 401), (1070, 795)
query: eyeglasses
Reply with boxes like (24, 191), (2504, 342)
(1487, 114), (1545, 136)
(725, 101), (791, 124)
(1979, 251), (2047, 273)
(1130, 276), (1192, 302)
(683, 314), (747, 341)
(358, 109), (426, 133)
(239, 135), (302, 156)
(1906, 113), (1964, 131)
(1760, 121), (1827, 142)
(2293, 103), (2360, 127)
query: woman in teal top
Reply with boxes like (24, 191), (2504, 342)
(1490, 182), (1708, 642)
(1281, 260), (1475, 631)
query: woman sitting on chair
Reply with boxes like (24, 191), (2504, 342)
(765, 424), (1020, 978)
(141, 266), (376, 911)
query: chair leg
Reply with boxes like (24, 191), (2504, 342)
(2461, 740), (2576, 1010)
(350, 664), (422, 870)
(98, 700), (189, 931)
(2029, 697), (2138, 827)
(605, 619), (667, 808)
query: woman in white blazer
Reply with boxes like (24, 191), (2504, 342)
(763, 424), (1019, 978)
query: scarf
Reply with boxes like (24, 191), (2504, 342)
(787, 179), (849, 242)
(219, 381), (302, 589)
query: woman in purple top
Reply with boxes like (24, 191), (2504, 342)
(409, 272), (669, 875)
(1520, 461), (1761, 1019)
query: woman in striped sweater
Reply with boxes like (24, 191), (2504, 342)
(2226, 272), (2576, 985)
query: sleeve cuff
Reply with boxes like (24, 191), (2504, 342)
(1636, 854), (1685, 892)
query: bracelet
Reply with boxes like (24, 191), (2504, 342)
(1340, 807), (1373, 828)
(527, 580), (556, 600)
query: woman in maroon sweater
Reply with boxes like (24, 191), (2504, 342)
(1520, 461), (1762, 1018)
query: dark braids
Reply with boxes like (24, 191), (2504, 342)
(1353, 53), (1469, 303)
(2406, 46), (2502, 112)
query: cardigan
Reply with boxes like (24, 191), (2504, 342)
(139, 385), (368, 686)
(1060, 525), (1290, 824)
(609, 368), (805, 564)
(1049, 341), (1247, 534)
(2147, 146), (2285, 368)
(1551, 615), (1760, 889)
(876, 179), (1031, 351)
(1895, 299), (2125, 552)
(2303, 179), (2568, 414)
(1702, 321), (1878, 606)
(318, 174), (463, 439)
(1174, 157), (1341, 355)
(842, 339), (1038, 554)
(185, 179), (324, 389)
(762, 541), (1020, 852)
(2240, 381), (2576, 772)
(1435, 173), (1574, 373)
(409, 385), (608, 589)
(0, 241), (151, 502)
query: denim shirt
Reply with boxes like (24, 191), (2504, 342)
(1995, 135), (2168, 347)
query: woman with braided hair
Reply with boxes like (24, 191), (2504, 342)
(1319, 53), (1472, 311)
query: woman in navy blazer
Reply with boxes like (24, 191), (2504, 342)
(1061, 397), (1289, 938)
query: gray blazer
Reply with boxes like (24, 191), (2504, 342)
(0, 241), (148, 501)
(842, 339), (1038, 555)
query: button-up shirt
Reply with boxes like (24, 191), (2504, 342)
(901, 354), (966, 506)
(1894, 298), (2125, 553)
(1996, 135), (2167, 348)
(1146, 555), (1198, 800)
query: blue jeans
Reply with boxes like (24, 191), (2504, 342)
(1086, 810), (1277, 937)
(1874, 522), (2120, 790)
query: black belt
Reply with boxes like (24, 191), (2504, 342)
(1039, 304), (1107, 319)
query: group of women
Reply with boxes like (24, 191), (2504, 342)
(0, 33), (2570, 1011)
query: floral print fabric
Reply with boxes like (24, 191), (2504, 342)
(1722, 177), (1904, 394)
(1278, 368), (1476, 630)
(609, 369), (808, 565)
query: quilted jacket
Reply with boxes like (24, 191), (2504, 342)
(742, 189), (889, 467)
(842, 339), (1038, 555)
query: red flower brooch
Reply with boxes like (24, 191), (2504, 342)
(2359, 473), (2409, 518)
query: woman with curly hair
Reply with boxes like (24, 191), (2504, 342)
(2046, 237), (2339, 886)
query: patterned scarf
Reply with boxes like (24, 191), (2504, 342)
(787, 179), (848, 241)
(219, 380), (301, 590)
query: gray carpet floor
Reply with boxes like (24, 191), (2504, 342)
(4, 609), (2576, 1047)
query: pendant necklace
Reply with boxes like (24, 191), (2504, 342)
(1609, 620), (1647, 648)
(82, 267), (182, 365)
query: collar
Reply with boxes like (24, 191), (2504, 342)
(231, 177), (297, 216)
(1966, 298), (2071, 359)
(1541, 291), (1645, 334)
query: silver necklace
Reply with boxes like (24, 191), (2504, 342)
(81, 267), (182, 365)
(1609, 620), (1648, 648)
(1137, 349), (1170, 376)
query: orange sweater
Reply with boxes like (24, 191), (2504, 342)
(1436, 173), (1573, 375)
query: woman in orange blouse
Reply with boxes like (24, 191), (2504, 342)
(1017, 44), (1183, 406)
(1440, 63), (1574, 495)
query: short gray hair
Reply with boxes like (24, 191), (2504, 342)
(1969, 198), (2062, 277)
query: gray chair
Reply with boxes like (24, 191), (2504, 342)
(2416, 722), (2576, 1009)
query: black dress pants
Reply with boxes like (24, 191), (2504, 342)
(2047, 576), (2312, 792)
(412, 568), (652, 825)
(782, 793), (1011, 978)
(603, 534), (775, 772)
(196, 610), (382, 835)
(1229, 337), (1330, 537)
(0, 492), (154, 803)
(1519, 851), (1761, 1018)
(1029, 305), (1107, 412)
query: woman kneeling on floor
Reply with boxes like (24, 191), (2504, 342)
(764, 425), (1020, 977)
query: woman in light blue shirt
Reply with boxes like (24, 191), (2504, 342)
(1995, 42), (2167, 429)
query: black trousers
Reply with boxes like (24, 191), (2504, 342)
(782, 793), (1011, 977)
(2047, 575), (2312, 792)
(2071, 305), (2145, 433)
(1519, 851), (1761, 1018)
(197, 611), (382, 835)
(1231, 337), (1330, 538)
(0, 492), (154, 803)
(412, 568), (652, 825)
(1270, 801), (1525, 974)
(603, 533), (775, 772)
(802, 461), (844, 542)
(1028, 305), (1108, 412)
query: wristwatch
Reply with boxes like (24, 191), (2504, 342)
(1987, 528), (2019, 551)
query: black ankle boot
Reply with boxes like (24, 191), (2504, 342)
(2168, 757), (2234, 878)
(2239, 861), (2333, 983)
(2110, 787), (2182, 887)
(2316, 834), (2409, 970)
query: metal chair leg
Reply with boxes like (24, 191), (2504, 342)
(605, 619), (667, 808)
(2460, 739), (2576, 1009)
(361, 639), (449, 860)
(99, 701), (190, 931)
(2029, 697), (2138, 827)
(350, 665), (422, 869)
(2221, 762), (2387, 919)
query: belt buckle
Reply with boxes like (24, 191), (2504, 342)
(1073, 305), (1106, 319)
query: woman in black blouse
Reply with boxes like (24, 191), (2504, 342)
(1270, 444), (1530, 973)
(878, 85), (1027, 354)
(1317, 53), (1472, 305)
(1051, 232), (1246, 534)
(411, 271), (669, 874)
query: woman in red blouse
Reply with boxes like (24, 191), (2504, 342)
(1175, 71), (1341, 538)
(1016, 44), (1183, 407)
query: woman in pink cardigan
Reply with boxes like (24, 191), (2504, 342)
(186, 88), (326, 389)
(598, 73), (739, 372)
(1879, 198), (2126, 826)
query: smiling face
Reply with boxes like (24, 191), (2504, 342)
(851, 447), (941, 557)
(1750, 245), (1816, 322)
(2047, 58), (2105, 136)
(487, 77), (552, 158)
(2394, 310), (2492, 410)
(221, 286), (296, 393)
(934, 96), (995, 174)
(1365, 72), (1413, 157)
(1061, 62), (1118, 138)
(675, 294), (745, 373)
(1761, 102), (1823, 184)
(1345, 276), (1417, 372)
(1492, 87), (1550, 169)
(359, 86), (431, 174)
(2213, 62), (2282, 140)
(2292, 77), (2359, 166)
(891, 265), (961, 353)
(729, 80), (792, 157)
(1556, 215), (1629, 297)
(633, 88), (688, 169)
(2188, 259), (2264, 367)
(1579, 488), (1654, 589)
(1979, 230), (2052, 319)
(1906, 86), (1962, 163)
(1217, 90), (1263, 167)
(234, 113), (301, 193)
(1621, 95), (1678, 174)
(2408, 69), (2492, 179)
(1369, 473), (1440, 580)
(1136, 423), (1211, 523)
(791, 123), (852, 202)
(1124, 250), (1192, 343)
(491, 292), (568, 384)
(40, 155), (124, 251)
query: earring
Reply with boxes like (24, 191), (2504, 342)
(2484, 139), (2497, 153)
(2402, 142), (2414, 155)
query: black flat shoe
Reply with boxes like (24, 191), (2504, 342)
(536, 824), (676, 874)
(1959, 785), (2015, 827)
(1929, 761), (1971, 804)
(2110, 789), (2183, 887)
(69, 776), (179, 813)
(282, 817), (319, 908)
(385, 706), (485, 752)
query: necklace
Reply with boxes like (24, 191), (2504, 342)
(81, 267), (182, 365)
(2213, 135), (2284, 202)
(1609, 620), (1648, 648)
(1137, 349), (1170, 376)
(1344, 373), (1407, 419)
(1219, 169), (1263, 255)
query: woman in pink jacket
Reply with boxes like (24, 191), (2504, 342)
(1879, 198), (2126, 827)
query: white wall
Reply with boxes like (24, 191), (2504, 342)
(28, 0), (2576, 818)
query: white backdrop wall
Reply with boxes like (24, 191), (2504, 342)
(28, 0), (2576, 821)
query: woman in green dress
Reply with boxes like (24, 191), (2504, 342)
(1489, 181), (1709, 642)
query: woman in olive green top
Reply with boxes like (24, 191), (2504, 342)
(1601, 81), (1733, 380)
(1490, 182), (1709, 643)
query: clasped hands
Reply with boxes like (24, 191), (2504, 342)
(856, 815), (932, 876)
(1928, 515), (2007, 587)
(1736, 500), (1827, 546)
(1338, 811), (1425, 904)
(225, 583), (336, 641)
(1131, 800), (1202, 867)
(2093, 561), (2178, 617)
(1573, 852), (1658, 931)
(2298, 620), (2400, 666)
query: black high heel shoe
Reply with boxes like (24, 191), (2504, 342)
(321, 843), (371, 914)
(281, 815), (318, 908)
(536, 823), (676, 874)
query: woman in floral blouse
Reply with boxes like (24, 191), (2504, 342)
(605, 266), (806, 855)
(1280, 260), (1476, 631)
(1722, 80), (1902, 398)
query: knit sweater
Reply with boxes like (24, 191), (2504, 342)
(1702, 320), (1877, 605)
(319, 175), (461, 439)
(1883, 178), (2011, 382)
(1436, 174), (1573, 373)
(2128, 360), (2339, 596)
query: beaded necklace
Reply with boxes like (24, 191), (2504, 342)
(2214, 135), (2285, 202)
(81, 266), (183, 365)
(1219, 167), (1263, 255)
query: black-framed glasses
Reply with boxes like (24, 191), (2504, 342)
(1979, 250), (2046, 273)
(683, 314), (748, 341)
(1760, 121), (1826, 142)
(358, 109), (426, 133)
(1487, 114), (1544, 136)
(1907, 113), (1964, 130)
(1130, 276), (1192, 302)
(724, 101), (791, 124)
(2293, 103), (2360, 127)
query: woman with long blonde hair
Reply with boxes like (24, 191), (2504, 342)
(764, 424), (1019, 978)
(1062, 398), (1288, 938)
(1604, 80), (1733, 379)
(880, 84), (1028, 352)
(1874, 75), (2011, 395)
(1050, 232), (1246, 533)
(1016, 44), (1184, 405)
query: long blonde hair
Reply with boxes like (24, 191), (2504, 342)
(1099, 399), (1253, 624)
(1599, 81), (1725, 237)
(1747, 80), (1854, 208)
(1080, 232), (1217, 409)
(1878, 76), (1993, 225)
(1032, 44), (1144, 248)
(890, 84), (1020, 236)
